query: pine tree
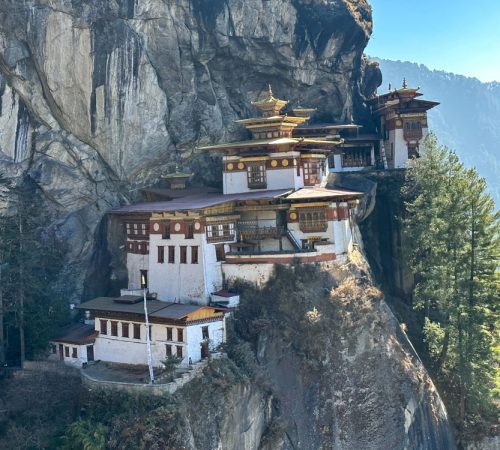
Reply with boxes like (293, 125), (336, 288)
(0, 175), (69, 365)
(403, 135), (499, 428)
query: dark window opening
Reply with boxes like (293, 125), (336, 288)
(202, 326), (209, 340)
(158, 246), (165, 263)
(166, 327), (173, 341)
(111, 321), (118, 337)
(72, 347), (78, 358)
(133, 323), (141, 340)
(186, 222), (194, 239)
(163, 222), (171, 239)
(177, 328), (184, 342)
(168, 246), (175, 264)
(180, 246), (187, 264)
(122, 322), (129, 338)
(215, 244), (226, 262)
(176, 346), (183, 358)
(100, 319), (107, 335)
(64, 346), (69, 357)
(191, 246), (199, 264)
(166, 344), (172, 356)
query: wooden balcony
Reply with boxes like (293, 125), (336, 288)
(403, 129), (423, 140)
(206, 234), (235, 243)
(237, 220), (284, 240)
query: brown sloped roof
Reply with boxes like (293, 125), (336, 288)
(51, 323), (98, 345)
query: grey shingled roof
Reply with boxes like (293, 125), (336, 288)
(51, 323), (98, 345)
(111, 189), (291, 214)
(76, 297), (224, 321)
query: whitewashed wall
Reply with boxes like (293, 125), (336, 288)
(93, 318), (225, 367)
(127, 253), (149, 290)
(147, 233), (225, 304)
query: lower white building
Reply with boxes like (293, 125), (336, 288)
(75, 295), (226, 368)
(49, 323), (97, 367)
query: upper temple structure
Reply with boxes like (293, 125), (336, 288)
(52, 82), (438, 369)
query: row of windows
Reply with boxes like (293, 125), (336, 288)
(126, 223), (149, 236)
(206, 223), (235, 242)
(158, 245), (198, 264)
(253, 130), (289, 139)
(99, 320), (185, 342)
(52, 345), (78, 358)
(244, 161), (323, 189)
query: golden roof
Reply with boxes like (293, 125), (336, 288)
(196, 137), (342, 152)
(251, 85), (288, 116)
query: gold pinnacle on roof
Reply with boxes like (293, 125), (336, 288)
(162, 164), (194, 190)
(402, 78), (408, 89)
(251, 85), (288, 117)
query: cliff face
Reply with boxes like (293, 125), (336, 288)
(0, 0), (378, 301)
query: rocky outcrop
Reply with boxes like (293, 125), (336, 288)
(0, 0), (379, 301)
(225, 260), (456, 450)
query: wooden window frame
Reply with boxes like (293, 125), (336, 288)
(162, 222), (171, 239)
(64, 346), (69, 357)
(121, 322), (129, 338)
(303, 160), (321, 186)
(202, 326), (209, 340)
(166, 344), (172, 357)
(72, 347), (78, 358)
(298, 208), (328, 232)
(246, 162), (267, 189)
(215, 244), (226, 262)
(100, 319), (107, 335)
(157, 246), (165, 263)
(166, 327), (173, 341)
(177, 328), (184, 343)
(111, 321), (118, 337)
(168, 246), (175, 264)
(185, 222), (194, 239)
(176, 345), (183, 358)
(180, 246), (187, 264)
(191, 246), (199, 264)
(133, 323), (141, 340)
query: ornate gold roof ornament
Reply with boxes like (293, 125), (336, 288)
(252, 84), (288, 117)
(162, 163), (194, 190)
(402, 77), (408, 89)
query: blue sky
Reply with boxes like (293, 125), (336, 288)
(365, 0), (500, 82)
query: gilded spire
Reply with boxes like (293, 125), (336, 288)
(402, 78), (408, 89)
(268, 84), (273, 99)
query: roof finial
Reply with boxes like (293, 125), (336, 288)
(268, 84), (273, 99)
(402, 78), (408, 89)
(388, 82), (392, 91)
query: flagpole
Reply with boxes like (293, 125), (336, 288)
(142, 281), (155, 384)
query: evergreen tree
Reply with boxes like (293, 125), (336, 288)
(403, 135), (499, 428)
(0, 175), (69, 365)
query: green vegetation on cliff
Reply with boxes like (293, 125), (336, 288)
(0, 175), (69, 365)
(402, 136), (499, 431)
